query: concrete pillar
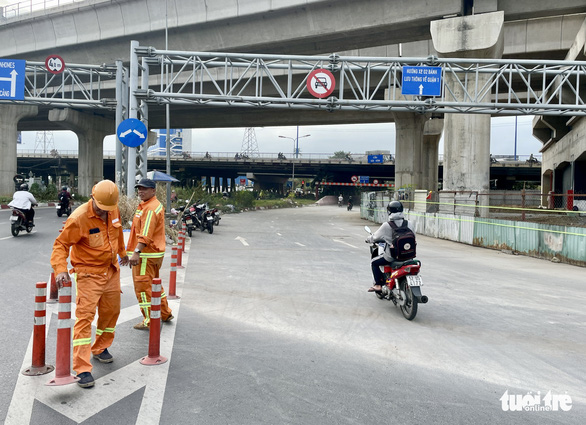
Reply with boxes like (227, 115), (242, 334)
(392, 111), (428, 190)
(431, 11), (504, 217)
(49, 108), (114, 196)
(0, 105), (38, 196)
(422, 117), (444, 192)
(206, 176), (212, 193)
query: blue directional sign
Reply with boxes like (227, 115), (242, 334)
(401, 66), (442, 96)
(0, 59), (25, 100)
(368, 154), (383, 163)
(117, 118), (148, 147)
(359, 176), (369, 184)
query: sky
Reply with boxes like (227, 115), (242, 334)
(17, 116), (542, 158)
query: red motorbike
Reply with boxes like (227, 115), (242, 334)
(365, 226), (428, 320)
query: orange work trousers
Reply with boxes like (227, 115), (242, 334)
(73, 266), (121, 374)
(132, 256), (172, 325)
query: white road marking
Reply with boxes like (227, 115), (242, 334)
(0, 236), (14, 240)
(333, 239), (358, 249)
(235, 236), (249, 246)
(295, 242), (306, 247)
(276, 233), (282, 236)
(5, 243), (188, 424)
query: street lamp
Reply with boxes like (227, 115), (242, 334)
(278, 127), (310, 192)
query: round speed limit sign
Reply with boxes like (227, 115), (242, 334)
(307, 69), (336, 98)
(45, 55), (65, 74)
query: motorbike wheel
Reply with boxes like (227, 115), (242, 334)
(207, 222), (214, 234)
(400, 282), (418, 321)
(214, 217), (220, 225)
(187, 227), (192, 237)
(57, 210), (63, 217)
(26, 225), (33, 233)
(11, 223), (20, 237)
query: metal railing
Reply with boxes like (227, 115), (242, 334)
(1, 0), (86, 20)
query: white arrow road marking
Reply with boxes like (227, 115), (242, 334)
(119, 129), (132, 138)
(295, 242), (305, 247)
(235, 236), (249, 246)
(5, 245), (188, 424)
(132, 129), (146, 139)
(333, 239), (358, 249)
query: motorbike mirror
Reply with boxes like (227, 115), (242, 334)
(364, 225), (372, 234)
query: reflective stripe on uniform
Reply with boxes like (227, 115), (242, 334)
(142, 210), (154, 237)
(139, 292), (151, 324)
(73, 337), (92, 347)
(96, 327), (115, 336)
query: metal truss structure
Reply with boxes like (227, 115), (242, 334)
(133, 46), (586, 117)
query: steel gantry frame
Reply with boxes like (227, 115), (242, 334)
(132, 45), (586, 117)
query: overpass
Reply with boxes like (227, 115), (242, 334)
(0, 0), (585, 205)
(16, 150), (542, 192)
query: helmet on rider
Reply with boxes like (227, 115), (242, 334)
(91, 180), (119, 211)
(20, 183), (29, 191)
(62, 186), (68, 191)
(387, 200), (403, 215)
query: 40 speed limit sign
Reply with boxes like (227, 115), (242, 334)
(307, 69), (336, 98)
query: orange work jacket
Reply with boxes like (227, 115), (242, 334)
(51, 201), (126, 275)
(126, 196), (166, 256)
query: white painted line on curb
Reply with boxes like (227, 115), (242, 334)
(295, 242), (306, 247)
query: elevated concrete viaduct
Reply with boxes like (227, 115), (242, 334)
(1, 0), (585, 200)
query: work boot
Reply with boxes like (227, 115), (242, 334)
(93, 348), (113, 363)
(77, 372), (95, 388)
(133, 322), (149, 330)
(162, 315), (174, 322)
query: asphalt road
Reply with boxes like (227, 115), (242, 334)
(0, 205), (584, 424)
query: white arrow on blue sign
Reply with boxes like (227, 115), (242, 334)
(117, 118), (148, 147)
(401, 66), (442, 96)
(0, 59), (25, 100)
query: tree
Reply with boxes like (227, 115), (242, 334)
(330, 150), (351, 159)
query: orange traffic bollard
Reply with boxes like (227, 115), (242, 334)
(47, 272), (58, 303)
(22, 282), (55, 376)
(176, 232), (184, 269)
(46, 280), (78, 386)
(168, 245), (180, 300)
(181, 223), (187, 251)
(140, 278), (168, 366)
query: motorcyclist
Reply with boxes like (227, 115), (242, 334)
(348, 195), (353, 209)
(365, 200), (415, 293)
(58, 186), (72, 209)
(8, 183), (38, 225)
(338, 194), (343, 206)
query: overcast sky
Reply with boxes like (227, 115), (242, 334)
(18, 116), (542, 157)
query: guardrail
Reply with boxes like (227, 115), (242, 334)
(1, 0), (86, 20)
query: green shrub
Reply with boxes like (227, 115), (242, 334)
(233, 190), (255, 208)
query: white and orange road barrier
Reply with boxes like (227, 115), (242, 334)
(47, 272), (58, 303)
(181, 223), (187, 251)
(140, 278), (168, 366)
(168, 246), (180, 300)
(176, 232), (184, 269)
(22, 282), (55, 376)
(46, 280), (78, 385)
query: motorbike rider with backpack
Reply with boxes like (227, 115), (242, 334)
(365, 200), (416, 293)
(59, 186), (71, 207)
(8, 183), (38, 226)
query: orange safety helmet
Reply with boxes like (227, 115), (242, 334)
(91, 180), (119, 211)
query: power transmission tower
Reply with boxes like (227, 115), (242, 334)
(240, 128), (260, 157)
(34, 131), (55, 154)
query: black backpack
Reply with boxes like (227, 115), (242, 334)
(389, 221), (416, 261)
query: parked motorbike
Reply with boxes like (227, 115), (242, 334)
(211, 207), (221, 226)
(365, 226), (428, 320)
(56, 200), (72, 217)
(10, 208), (34, 237)
(195, 203), (214, 234)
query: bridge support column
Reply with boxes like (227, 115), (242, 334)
(49, 108), (114, 196)
(206, 176), (212, 193)
(431, 11), (504, 217)
(422, 117), (444, 192)
(392, 112), (428, 191)
(0, 105), (38, 196)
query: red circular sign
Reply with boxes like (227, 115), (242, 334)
(307, 69), (336, 98)
(45, 55), (65, 74)
(351, 175), (358, 183)
(373, 179), (379, 185)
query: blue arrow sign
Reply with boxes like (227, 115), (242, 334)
(368, 154), (383, 163)
(0, 59), (25, 100)
(117, 118), (148, 147)
(401, 66), (442, 96)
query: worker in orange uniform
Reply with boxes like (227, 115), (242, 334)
(51, 180), (129, 389)
(127, 178), (174, 330)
